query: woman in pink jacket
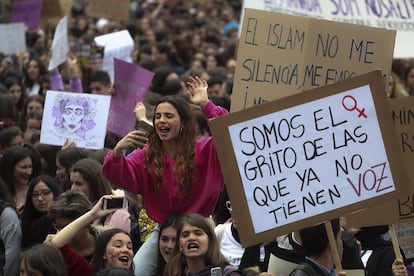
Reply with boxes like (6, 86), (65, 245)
(102, 76), (228, 276)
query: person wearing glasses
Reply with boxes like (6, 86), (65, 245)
(21, 174), (62, 248)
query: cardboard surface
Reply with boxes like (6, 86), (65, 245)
(346, 97), (414, 227)
(210, 70), (409, 247)
(87, 0), (129, 21)
(231, 8), (395, 112)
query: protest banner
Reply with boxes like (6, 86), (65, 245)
(10, 0), (42, 29)
(40, 91), (111, 150)
(242, 0), (413, 58)
(231, 8), (395, 112)
(94, 30), (134, 82)
(87, 0), (129, 22)
(346, 97), (414, 227)
(48, 16), (69, 71)
(0, 23), (26, 55)
(210, 70), (409, 247)
(107, 58), (155, 137)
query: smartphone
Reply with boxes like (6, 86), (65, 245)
(102, 197), (128, 209)
(210, 267), (222, 276)
(136, 120), (153, 137)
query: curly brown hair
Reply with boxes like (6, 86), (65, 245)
(145, 95), (196, 198)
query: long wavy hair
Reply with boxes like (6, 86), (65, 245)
(146, 95), (196, 197)
(163, 213), (229, 276)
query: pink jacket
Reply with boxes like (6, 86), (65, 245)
(102, 101), (228, 223)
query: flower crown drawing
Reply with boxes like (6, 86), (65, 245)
(52, 94), (98, 139)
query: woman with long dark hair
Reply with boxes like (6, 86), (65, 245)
(21, 174), (62, 248)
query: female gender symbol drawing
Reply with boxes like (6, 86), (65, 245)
(52, 94), (97, 139)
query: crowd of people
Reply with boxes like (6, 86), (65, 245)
(1, 0), (414, 275)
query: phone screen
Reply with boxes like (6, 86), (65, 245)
(103, 198), (127, 209)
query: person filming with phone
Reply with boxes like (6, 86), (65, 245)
(46, 193), (134, 275)
(102, 76), (229, 275)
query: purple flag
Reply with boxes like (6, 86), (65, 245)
(107, 58), (155, 137)
(11, 0), (43, 30)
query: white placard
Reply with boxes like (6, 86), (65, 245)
(40, 90), (111, 149)
(228, 84), (394, 233)
(94, 30), (134, 82)
(0, 23), (26, 55)
(48, 16), (69, 71)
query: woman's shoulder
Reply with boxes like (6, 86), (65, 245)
(0, 206), (19, 221)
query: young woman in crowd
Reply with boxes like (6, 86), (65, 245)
(24, 57), (47, 97)
(4, 76), (26, 115)
(55, 147), (87, 191)
(102, 76), (228, 275)
(19, 244), (68, 276)
(155, 214), (182, 276)
(0, 145), (41, 215)
(70, 158), (131, 232)
(404, 65), (414, 96)
(164, 213), (241, 276)
(47, 190), (98, 263)
(21, 174), (62, 248)
(0, 177), (21, 276)
(48, 195), (134, 276)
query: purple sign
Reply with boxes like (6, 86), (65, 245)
(11, 0), (43, 30)
(107, 58), (155, 137)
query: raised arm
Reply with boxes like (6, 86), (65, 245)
(49, 196), (115, 248)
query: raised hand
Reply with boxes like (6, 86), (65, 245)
(186, 76), (208, 108)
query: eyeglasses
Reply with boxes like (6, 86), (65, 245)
(225, 201), (232, 211)
(32, 189), (52, 200)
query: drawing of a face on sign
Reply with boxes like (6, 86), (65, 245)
(52, 94), (97, 139)
(63, 104), (84, 132)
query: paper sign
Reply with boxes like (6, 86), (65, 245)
(346, 97), (414, 226)
(48, 16), (69, 71)
(94, 30), (134, 81)
(107, 58), (154, 137)
(231, 8), (395, 112)
(11, 0), (42, 29)
(40, 90), (111, 149)
(242, 0), (413, 58)
(210, 70), (409, 247)
(87, 0), (129, 21)
(0, 23), (26, 55)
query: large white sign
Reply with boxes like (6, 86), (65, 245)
(229, 84), (392, 233)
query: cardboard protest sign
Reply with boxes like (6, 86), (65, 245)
(395, 222), (414, 260)
(87, 0), (129, 21)
(0, 23), (26, 55)
(40, 91), (111, 149)
(107, 58), (154, 137)
(242, 0), (413, 58)
(41, 0), (62, 18)
(231, 8), (395, 112)
(48, 16), (69, 71)
(94, 30), (134, 82)
(210, 70), (409, 247)
(346, 97), (414, 227)
(11, 0), (42, 29)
